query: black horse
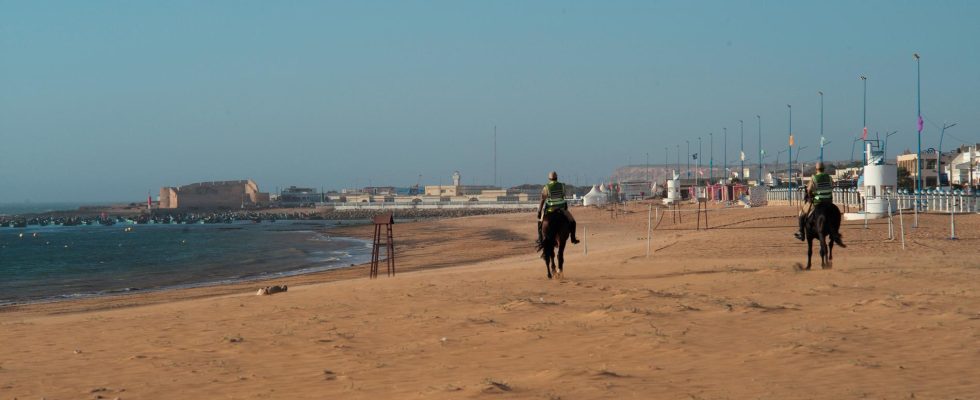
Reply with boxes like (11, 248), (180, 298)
(536, 210), (571, 279)
(804, 202), (847, 270)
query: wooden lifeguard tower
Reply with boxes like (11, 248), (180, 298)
(696, 197), (709, 230)
(370, 212), (395, 278)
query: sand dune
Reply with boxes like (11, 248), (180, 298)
(2, 204), (979, 399)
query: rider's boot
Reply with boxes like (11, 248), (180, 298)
(570, 220), (580, 244)
(537, 221), (543, 244)
(794, 214), (805, 241)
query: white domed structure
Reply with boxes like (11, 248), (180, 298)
(583, 185), (608, 207)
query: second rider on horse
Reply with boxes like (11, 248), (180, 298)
(538, 171), (580, 245)
(795, 161), (834, 241)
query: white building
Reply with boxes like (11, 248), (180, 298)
(945, 145), (979, 187)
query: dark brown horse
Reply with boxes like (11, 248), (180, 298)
(537, 210), (570, 279)
(804, 202), (846, 270)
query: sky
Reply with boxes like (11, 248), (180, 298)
(1, 0), (979, 202)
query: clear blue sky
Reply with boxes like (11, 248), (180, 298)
(1, 0), (978, 202)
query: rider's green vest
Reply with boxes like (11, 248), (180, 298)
(544, 181), (567, 212)
(812, 173), (833, 204)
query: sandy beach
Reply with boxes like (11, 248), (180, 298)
(2, 204), (979, 399)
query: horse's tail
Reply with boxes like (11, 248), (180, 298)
(833, 234), (846, 248)
(536, 216), (550, 259)
(830, 203), (847, 248)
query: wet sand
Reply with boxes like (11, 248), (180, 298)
(1, 204), (978, 399)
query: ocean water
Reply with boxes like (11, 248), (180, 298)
(0, 202), (96, 216)
(0, 221), (372, 305)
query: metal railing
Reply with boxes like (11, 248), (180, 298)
(766, 187), (978, 213)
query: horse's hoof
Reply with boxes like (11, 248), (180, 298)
(547, 274), (553, 279)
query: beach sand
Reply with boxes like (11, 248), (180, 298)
(1, 204), (979, 399)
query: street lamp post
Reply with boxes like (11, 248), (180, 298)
(757, 115), (762, 185)
(645, 152), (649, 184)
(851, 137), (862, 165)
(776, 148), (788, 186)
(709, 132), (714, 185)
(883, 130), (898, 157)
(796, 146), (808, 169)
(723, 127), (728, 184)
(686, 140), (691, 182)
(938, 122), (957, 189)
(914, 53), (922, 227)
(819, 91), (825, 164)
(739, 119), (744, 184)
(788, 104), (793, 204)
(698, 136), (702, 187)
(861, 75), (868, 164)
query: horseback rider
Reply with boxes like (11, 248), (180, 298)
(538, 171), (580, 244)
(795, 161), (834, 241)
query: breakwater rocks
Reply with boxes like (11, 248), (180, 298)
(0, 207), (530, 228)
(320, 207), (530, 221)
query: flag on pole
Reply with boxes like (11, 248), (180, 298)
(820, 136), (827, 147)
(917, 115), (924, 132)
(861, 126), (868, 140)
(789, 134), (794, 146)
(740, 151), (745, 161)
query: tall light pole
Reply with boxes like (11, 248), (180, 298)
(796, 146), (809, 187)
(883, 130), (898, 157)
(819, 91), (825, 164)
(493, 125), (497, 187)
(914, 53), (923, 193)
(776, 148), (788, 184)
(697, 136), (702, 187)
(938, 122), (957, 188)
(676, 144), (680, 179)
(723, 127), (728, 183)
(757, 115), (763, 184)
(850, 137), (862, 166)
(861, 75), (868, 165)
(709, 132), (714, 184)
(739, 119), (744, 183)
(788, 104), (793, 203)
(686, 140), (690, 181)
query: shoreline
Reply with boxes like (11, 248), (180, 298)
(0, 212), (537, 316)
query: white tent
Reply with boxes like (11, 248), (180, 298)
(583, 185), (607, 207)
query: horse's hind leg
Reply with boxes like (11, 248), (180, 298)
(819, 235), (829, 269)
(827, 238), (834, 268)
(557, 240), (566, 278)
(806, 237), (813, 270)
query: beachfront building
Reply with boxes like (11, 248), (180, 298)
(896, 151), (954, 189)
(277, 186), (322, 207)
(945, 144), (979, 187)
(159, 180), (270, 210)
(422, 171), (507, 201)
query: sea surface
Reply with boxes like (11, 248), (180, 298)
(0, 202), (99, 216)
(0, 221), (372, 305)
